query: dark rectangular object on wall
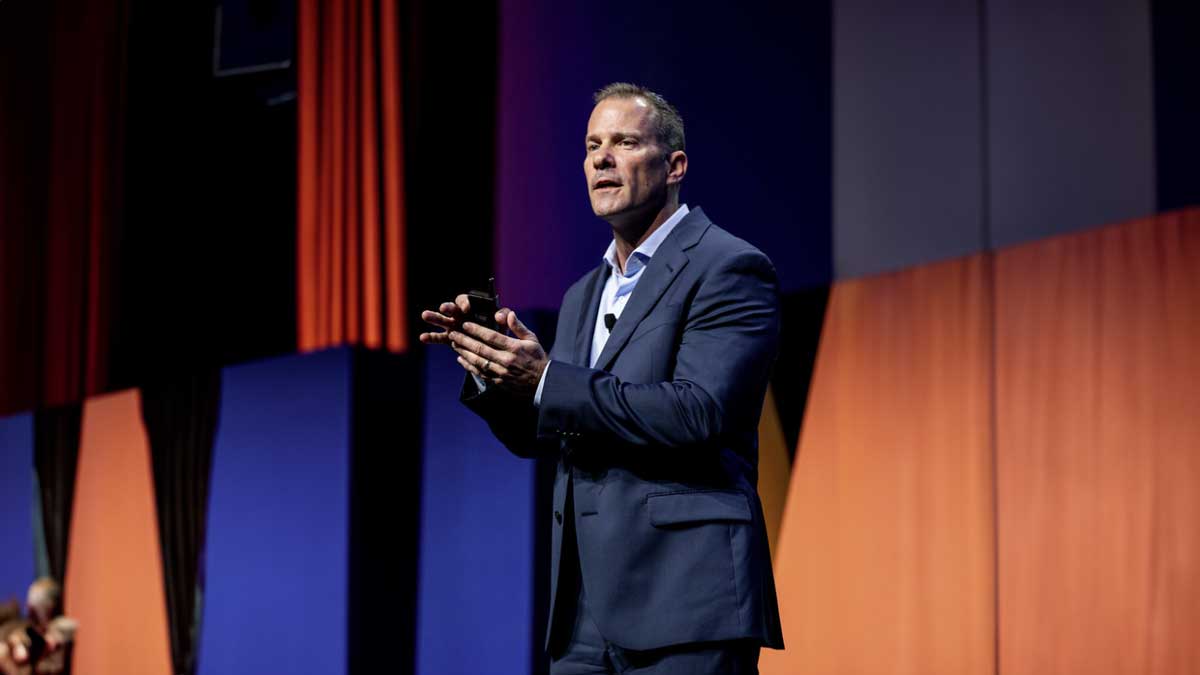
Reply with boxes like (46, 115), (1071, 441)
(213, 0), (295, 76)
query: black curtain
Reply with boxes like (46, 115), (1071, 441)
(141, 371), (221, 675)
(347, 349), (423, 674)
(33, 403), (84, 584)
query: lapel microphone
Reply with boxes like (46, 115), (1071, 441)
(604, 313), (617, 332)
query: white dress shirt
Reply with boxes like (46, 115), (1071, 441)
(532, 203), (689, 405)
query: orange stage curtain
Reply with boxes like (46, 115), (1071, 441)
(994, 209), (1200, 675)
(758, 384), (792, 558)
(298, 0), (407, 352)
(64, 389), (172, 675)
(763, 256), (996, 675)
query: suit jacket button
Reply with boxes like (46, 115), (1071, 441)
(554, 510), (563, 525)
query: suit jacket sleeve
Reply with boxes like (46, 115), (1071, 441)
(536, 248), (779, 450)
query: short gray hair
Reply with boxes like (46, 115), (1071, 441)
(593, 82), (686, 155)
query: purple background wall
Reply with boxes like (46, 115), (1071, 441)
(495, 0), (833, 309)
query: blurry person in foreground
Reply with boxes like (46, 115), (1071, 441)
(0, 578), (77, 675)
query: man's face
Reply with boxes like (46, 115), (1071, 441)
(584, 96), (670, 224)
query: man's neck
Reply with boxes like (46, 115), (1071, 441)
(611, 198), (680, 274)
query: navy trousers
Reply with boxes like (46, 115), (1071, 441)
(548, 475), (760, 675)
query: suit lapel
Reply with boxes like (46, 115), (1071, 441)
(592, 208), (711, 371)
(573, 263), (607, 366)
(593, 248), (687, 371)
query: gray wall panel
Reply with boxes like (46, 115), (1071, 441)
(835, 1), (984, 279)
(988, 0), (1156, 248)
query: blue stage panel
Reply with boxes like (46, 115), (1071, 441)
(198, 349), (351, 675)
(0, 413), (34, 602)
(416, 348), (536, 675)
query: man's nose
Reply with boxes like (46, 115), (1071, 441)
(591, 148), (614, 169)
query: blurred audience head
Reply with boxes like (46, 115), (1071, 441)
(25, 578), (61, 629)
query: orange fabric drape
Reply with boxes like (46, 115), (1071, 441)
(298, 0), (407, 353)
(65, 389), (172, 675)
(995, 209), (1200, 675)
(757, 385), (792, 558)
(763, 255), (997, 675)
(765, 208), (1200, 674)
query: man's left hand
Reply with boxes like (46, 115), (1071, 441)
(450, 308), (548, 399)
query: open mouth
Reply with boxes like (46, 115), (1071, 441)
(593, 179), (622, 191)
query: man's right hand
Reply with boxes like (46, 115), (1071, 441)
(418, 294), (474, 347)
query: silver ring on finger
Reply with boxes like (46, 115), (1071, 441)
(482, 358), (491, 373)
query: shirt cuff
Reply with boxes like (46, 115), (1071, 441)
(533, 360), (552, 407)
(471, 373), (488, 392)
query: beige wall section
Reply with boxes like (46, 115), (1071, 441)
(757, 385), (792, 559)
(762, 255), (996, 674)
(995, 209), (1200, 674)
(65, 389), (172, 675)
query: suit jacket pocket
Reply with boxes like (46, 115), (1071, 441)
(646, 489), (752, 527)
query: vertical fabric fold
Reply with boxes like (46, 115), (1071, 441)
(995, 208), (1200, 674)
(298, 0), (408, 353)
(33, 403), (84, 584)
(0, 0), (128, 416)
(141, 372), (222, 675)
(763, 255), (997, 675)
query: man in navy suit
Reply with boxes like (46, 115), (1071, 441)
(420, 83), (783, 673)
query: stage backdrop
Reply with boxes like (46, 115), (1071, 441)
(0, 414), (35, 604)
(762, 255), (997, 675)
(765, 209), (1200, 675)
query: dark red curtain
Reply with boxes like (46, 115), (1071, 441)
(0, 0), (128, 416)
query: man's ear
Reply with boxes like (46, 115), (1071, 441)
(666, 150), (688, 186)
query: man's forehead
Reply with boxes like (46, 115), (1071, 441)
(587, 97), (654, 134)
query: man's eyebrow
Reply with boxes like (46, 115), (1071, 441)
(585, 131), (643, 143)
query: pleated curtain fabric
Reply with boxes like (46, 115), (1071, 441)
(764, 207), (1200, 675)
(0, 0), (127, 416)
(762, 255), (997, 675)
(994, 208), (1200, 675)
(141, 372), (222, 675)
(298, 0), (408, 353)
(33, 403), (84, 584)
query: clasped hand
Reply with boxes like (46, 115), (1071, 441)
(419, 294), (549, 399)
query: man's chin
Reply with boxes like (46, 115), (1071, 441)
(590, 200), (628, 220)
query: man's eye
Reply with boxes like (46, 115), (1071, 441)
(587, 144), (599, 151)
(620, 139), (637, 147)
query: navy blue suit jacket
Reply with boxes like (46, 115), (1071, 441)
(463, 207), (785, 652)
